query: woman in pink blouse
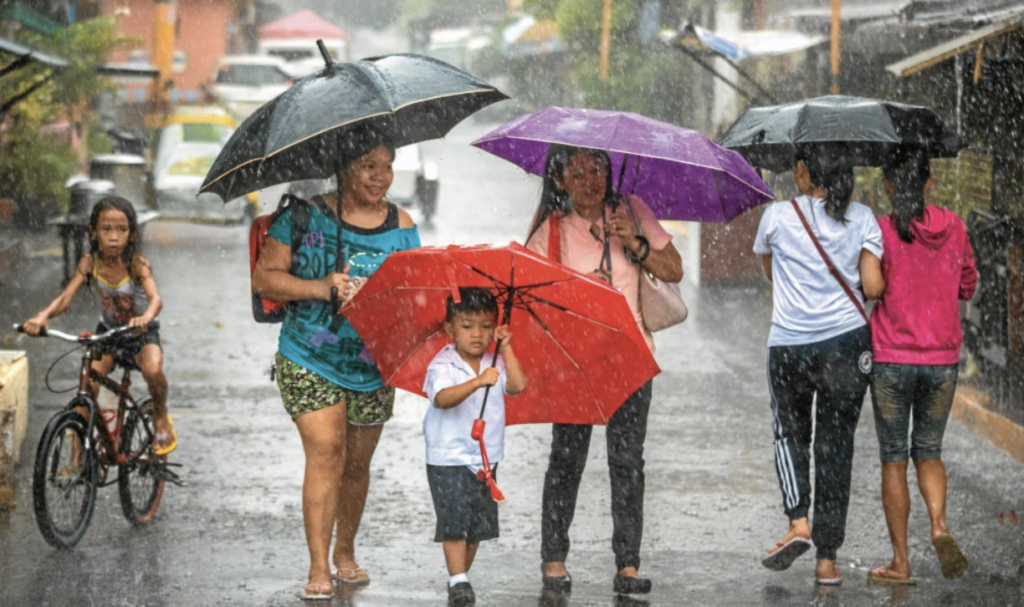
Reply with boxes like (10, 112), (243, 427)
(524, 144), (682, 596)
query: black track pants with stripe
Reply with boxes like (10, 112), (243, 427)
(767, 325), (871, 561)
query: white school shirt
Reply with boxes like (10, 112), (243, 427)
(423, 344), (508, 471)
(753, 195), (883, 347)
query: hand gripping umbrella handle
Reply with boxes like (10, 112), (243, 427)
(473, 419), (505, 503)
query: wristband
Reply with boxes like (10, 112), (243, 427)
(627, 236), (650, 263)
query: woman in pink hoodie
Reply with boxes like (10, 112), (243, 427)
(867, 146), (978, 586)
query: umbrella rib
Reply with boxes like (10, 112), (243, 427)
(520, 301), (612, 424)
(383, 327), (447, 386)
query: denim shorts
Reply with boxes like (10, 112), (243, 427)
(870, 362), (958, 463)
(426, 464), (499, 544)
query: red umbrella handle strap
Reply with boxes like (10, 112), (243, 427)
(472, 419), (506, 502)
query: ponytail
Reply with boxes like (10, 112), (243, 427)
(883, 147), (930, 243)
(797, 146), (854, 223)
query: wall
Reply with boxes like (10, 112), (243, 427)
(104, 0), (236, 103)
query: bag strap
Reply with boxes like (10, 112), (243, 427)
(289, 200), (310, 272)
(547, 212), (561, 264)
(789, 198), (869, 323)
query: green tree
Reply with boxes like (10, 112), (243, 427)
(523, 0), (699, 124)
(0, 17), (122, 222)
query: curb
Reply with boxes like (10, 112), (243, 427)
(952, 384), (1024, 464)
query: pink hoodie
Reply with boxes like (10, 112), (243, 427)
(871, 205), (978, 364)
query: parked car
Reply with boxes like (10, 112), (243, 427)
(283, 144), (439, 221)
(152, 106), (260, 223)
(391, 144), (439, 221)
(207, 55), (292, 122)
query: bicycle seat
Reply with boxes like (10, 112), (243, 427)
(112, 347), (141, 371)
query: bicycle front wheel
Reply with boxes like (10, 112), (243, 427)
(32, 409), (98, 549)
(118, 399), (165, 524)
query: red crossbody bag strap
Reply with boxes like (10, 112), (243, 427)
(789, 199), (869, 323)
(547, 212), (561, 264)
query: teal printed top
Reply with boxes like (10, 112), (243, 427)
(268, 202), (421, 391)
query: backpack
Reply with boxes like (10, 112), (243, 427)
(249, 194), (311, 323)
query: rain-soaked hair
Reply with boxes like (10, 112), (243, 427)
(445, 287), (498, 323)
(883, 146), (931, 243)
(88, 196), (142, 283)
(526, 144), (618, 242)
(795, 144), (855, 223)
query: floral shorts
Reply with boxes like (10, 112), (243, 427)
(274, 353), (395, 425)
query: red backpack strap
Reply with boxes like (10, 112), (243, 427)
(547, 212), (561, 264)
(789, 199), (869, 323)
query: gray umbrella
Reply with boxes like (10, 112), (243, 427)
(717, 94), (965, 173)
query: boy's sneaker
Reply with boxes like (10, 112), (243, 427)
(448, 581), (476, 606)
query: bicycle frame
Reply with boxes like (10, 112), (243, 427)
(60, 332), (154, 479)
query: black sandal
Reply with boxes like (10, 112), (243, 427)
(541, 564), (572, 594)
(613, 574), (652, 595)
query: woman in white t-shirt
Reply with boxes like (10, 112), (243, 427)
(753, 145), (885, 585)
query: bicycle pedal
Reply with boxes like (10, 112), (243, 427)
(156, 467), (186, 486)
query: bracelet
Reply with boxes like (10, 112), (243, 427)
(626, 236), (650, 263)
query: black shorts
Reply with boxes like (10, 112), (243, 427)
(95, 322), (161, 366)
(426, 464), (499, 544)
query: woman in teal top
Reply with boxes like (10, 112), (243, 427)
(252, 126), (420, 600)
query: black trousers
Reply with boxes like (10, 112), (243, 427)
(541, 380), (653, 571)
(767, 325), (871, 561)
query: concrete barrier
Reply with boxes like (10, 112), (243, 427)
(953, 384), (1024, 464)
(0, 350), (28, 509)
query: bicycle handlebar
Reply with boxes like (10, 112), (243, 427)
(14, 321), (160, 344)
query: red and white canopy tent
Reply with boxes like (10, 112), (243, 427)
(259, 9), (348, 42)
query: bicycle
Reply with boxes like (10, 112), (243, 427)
(15, 321), (183, 549)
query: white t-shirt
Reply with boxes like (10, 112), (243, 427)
(423, 344), (508, 471)
(753, 195), (883, 347)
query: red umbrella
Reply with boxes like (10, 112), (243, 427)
(342, 243), (660, 426)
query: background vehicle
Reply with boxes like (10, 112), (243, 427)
(152, 106), (259, 223)
(391, 144), (439, 221)
(261, 38), (345, 79)
(207, 55), (292, 122)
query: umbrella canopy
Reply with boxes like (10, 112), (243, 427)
(717, 94), (965, 173)
(200, 51), (507, 202)
(341, 242), (661, 426)
(470, 106), (773, 223)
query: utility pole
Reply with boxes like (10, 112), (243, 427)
(830, 0), (841, 94)
(599, 0), (612, 82)
(149, 0), (175, 127)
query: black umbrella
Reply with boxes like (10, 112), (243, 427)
(717, 94), (965, 173)
(200, 42), (508, 201)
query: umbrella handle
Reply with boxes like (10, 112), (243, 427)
(330, 286), (339, 313)
(472, 419), (505, 503)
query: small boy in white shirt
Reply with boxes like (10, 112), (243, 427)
(423, 287), (528, 607)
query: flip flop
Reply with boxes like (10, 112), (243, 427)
(299, 583), (333, 601)
(762, 537), (812, 571)
(932, 534), (969, 579)
(153, 414), (178, 456)
(332, 566), (370, 586)
(867, 566), (917, 586)
(815, 572), (842, 586)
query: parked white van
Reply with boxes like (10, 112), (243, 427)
(260, 38), (346, 79)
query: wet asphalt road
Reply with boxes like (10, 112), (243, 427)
(1, 119), (1023, 607)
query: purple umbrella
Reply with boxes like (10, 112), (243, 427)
(471, 106), (774, 222)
